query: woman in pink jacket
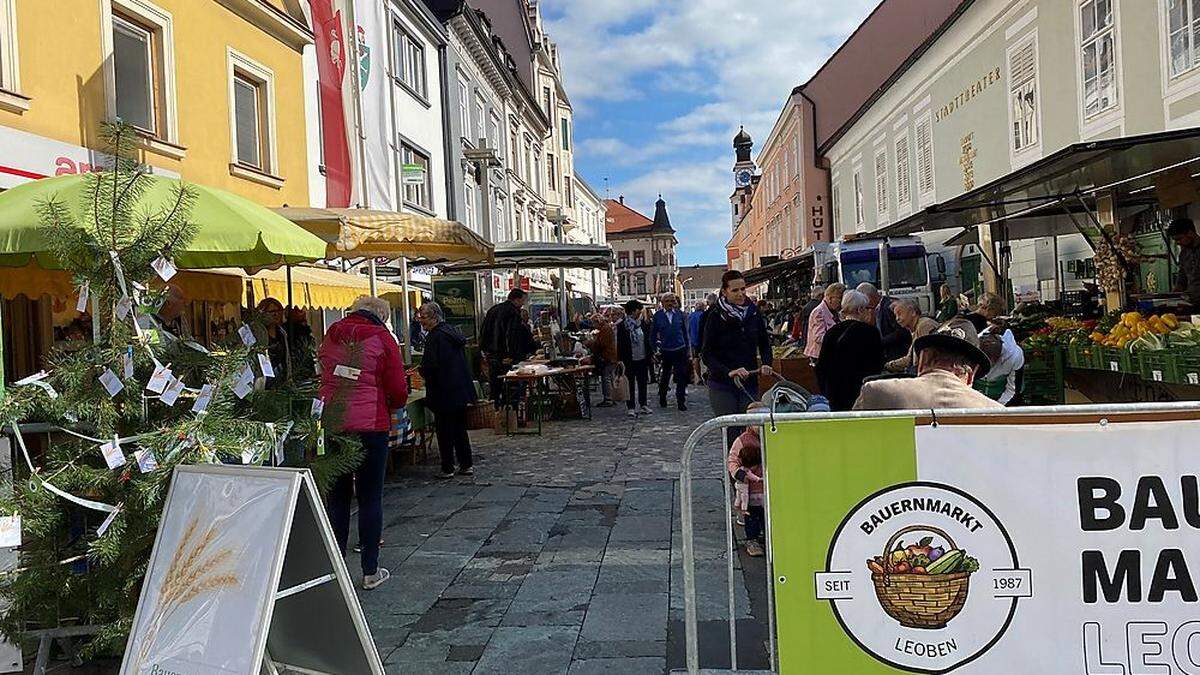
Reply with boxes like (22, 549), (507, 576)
(319, 296), (408, 590)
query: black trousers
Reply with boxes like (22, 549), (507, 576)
(658, 348), (689, 405)
(488, 357), (507, 407)
(625, 359), (649, 409)
(434, 406), (473, 473)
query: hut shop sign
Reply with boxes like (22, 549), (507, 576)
(935, 67), (1002, 123)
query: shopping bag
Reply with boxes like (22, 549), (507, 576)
(611, 363), (629, 403)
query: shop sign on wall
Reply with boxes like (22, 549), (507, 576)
(935, 67), (1002, 123)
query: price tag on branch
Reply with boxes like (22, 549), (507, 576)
(160, 377), (185, 406)
(238, 324), (256, 346)
(134, 449), (158, 473)
(99, 436), (127, 470)
(310, 398), (324, 418)
(258, 353), (276, 379)
(241, 448), (255, 465)
(146, 363), (173, 394)
(151, 255), (177, 281)
(115, 295), (132, 321)
(233, 373), (254, 400)
(122, 348), (134, 379)
(76, 281), (90, 313)
(98, 369), (124, 398)
(97, 508), (119, 537)
(0, 516), (21, 548)
(191, 384), (215, 414)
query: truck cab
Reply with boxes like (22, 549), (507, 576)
(813, 235), (945, 314)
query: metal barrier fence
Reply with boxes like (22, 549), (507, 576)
(676, 401), (1200, 675)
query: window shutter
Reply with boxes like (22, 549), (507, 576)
(916, 117), (934, 196)
(895, 135), (911, 207)
(875, 151), (888, 217)
(1010, 41), (1036, 85)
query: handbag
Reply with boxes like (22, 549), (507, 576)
(611, 363), (630, 402)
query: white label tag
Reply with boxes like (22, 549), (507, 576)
(146, 363), (172, 394)
(151, 255), (177, 281)
(333, 364), (361, 381)
(0, 516), (21, 548)
(14, 371), (58, 399)
(96, 509), (119, 537)
(160, 377), (185, 406)
(98, 369), (124, 397)
(238, 324), (256, 346)
(241, 448), (255, 465)
(1153, 369), (1163, 382)
(76, 281), (90, 313)
(191, 384), (215, 413)
(115, 295), (132, 320)
(310, 398), (325, 418)
(257, 352), (276, 378)
(122, 350), (134, 379)
(1190, 373), (1200, 386)
(134, 449), (158, 473)
(1109, 361), (1119, 372)
(232, 375), (254, 400)
(99, 437), (126, 469)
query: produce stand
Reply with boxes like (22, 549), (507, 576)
(501, 365), (593, 437)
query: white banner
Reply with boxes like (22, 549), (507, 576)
(353, 0), (394, 210)
(912, 421), (1200, 673)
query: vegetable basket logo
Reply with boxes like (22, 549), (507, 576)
(817, 482), (1031, 674)
(868, 525), (979, 630)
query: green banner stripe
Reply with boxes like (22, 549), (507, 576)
(764, 416), (918, 673)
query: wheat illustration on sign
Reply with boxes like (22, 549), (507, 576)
(132, 515), (240, 671)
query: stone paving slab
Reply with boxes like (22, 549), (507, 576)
(356, 385), (770, 673)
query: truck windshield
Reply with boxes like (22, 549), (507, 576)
(840, 248), (928, 289)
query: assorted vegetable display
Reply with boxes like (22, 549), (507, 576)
(866, 537), (980, 576)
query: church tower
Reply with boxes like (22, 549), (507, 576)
(730, 127), (756, 233)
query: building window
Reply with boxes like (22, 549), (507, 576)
(895, 134), (911, 209)
(1167, 0), (1200, 77)
(832, 184), (841, 232)
(1079, 0), (1118, 118)
(634, 250), (645, 267)
(113, 14), (160, 134)
(232, 73), (267, 169)
(1009, 37), (1040, 154)
(543, 85), (552, 117)
(488, 112), (501, 158)
(565, 176), (573, 208)
(916, 114), (935, 201)
(852, 169), (864, 227)
(464, 181), (477, 232)
(456, 73), (470, 140)
(401, 143), (431, 210)
(524, 137), (533, 184)
(533, 147), (543, 194)
(393, 21), (427, 98)
(510, 128), (521, 174)
(635, 273), (647, 296)
(474, 96), (486, 145)
(547, 154), (556, 192)
(560, 117), (570, 151)
(618, 251), (629, 268)
(494, 193), (507, 241)
(226, 50), (276, 176)
(874, 149), (888, 219)
(0, 0), (18, 94)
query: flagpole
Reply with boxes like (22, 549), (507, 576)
(344, 0), (378, 298)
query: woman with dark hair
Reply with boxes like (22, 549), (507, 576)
(701, 270), (773, 445)
(616, 299), (653, 417)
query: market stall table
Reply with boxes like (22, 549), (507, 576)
(501, 365), (594, 436)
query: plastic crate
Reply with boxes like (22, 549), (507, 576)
(1099, 347), (1135, 374)
(1022, 371), (1064, 405)
(1175, 349), (1200, 387)
(1137, 351), (1178, 385)
(1024, 347), (1065, 377)
(1067, 342), (1102, 370)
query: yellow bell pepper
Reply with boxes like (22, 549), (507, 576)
(1112, 324), (1130, 337)
(1164, 314), (1180, 330)
(1124, 312), (1144, 327)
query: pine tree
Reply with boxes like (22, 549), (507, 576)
(0, 122), (359, 659)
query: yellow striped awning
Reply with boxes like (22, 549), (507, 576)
(272, 207), (493, 264)
(203, 266), (406, 311)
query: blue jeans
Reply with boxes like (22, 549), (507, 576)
(327, 431), (389, 576)
(709, 381), (756, 448)
(744, 505), (765, 542)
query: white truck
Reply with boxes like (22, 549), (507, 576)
(811, 235), (947, 314)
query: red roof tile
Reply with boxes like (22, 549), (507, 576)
(604, 199), (654, 234)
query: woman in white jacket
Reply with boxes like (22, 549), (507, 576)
(978, 322), (1025, 405)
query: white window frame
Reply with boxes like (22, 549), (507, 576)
(463, 181), (477, 232)
(456, 72), (470, 143)
(400, 140), (433, 213)
(852, 167), (865, 230)
(874, 146), (889, 222)
(1007, 31), (1043, 164)
(894, 131), (912, 215)
(1075, 0), (1123, 136)
(831, 180), (842, 237)
(488, 111), (502, 160)
(392, 19), (427, 101)
(473, 95), (486, 146)
(1159, 0), (1200, 108)
(0, 0), (26, 111)
(100, 0), (179, 146)
(226, 48), (279, 183)
(915, 112), (936, 207)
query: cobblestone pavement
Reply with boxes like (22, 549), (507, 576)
(350, 384), (773, 674)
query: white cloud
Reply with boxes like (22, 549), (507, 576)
(543, 0), (877, 262)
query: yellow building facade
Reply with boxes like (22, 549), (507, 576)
(0, 0), (312, 206)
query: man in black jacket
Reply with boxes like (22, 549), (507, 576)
(857, 282), (911, 363)
(418, 302), (478, 478)
(479, 289), (527, 405)
(701, 270), (774, 445)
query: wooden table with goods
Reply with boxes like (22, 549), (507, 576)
(501, 365), (594, 436)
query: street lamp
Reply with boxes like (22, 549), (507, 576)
(464, 142), (502, 323)
(680, 276), (694, 303)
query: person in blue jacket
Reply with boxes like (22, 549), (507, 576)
(687, 297), (711, 383)
(650, 292), (691, 411)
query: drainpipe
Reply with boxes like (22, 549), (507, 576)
(439, 43), (456, 221)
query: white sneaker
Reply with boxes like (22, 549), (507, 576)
(362, 567), (391, 590)
(639, 405), (653, 415)
(627, 409), (637, 418)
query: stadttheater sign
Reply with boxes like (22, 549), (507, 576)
(935, 66), (1002, 123)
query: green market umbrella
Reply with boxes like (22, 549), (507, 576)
(0, 174), (327, 270)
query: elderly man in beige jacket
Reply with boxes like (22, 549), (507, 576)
(854, 318), (1003, 411)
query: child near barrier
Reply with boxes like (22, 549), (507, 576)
(727, 423), (766, 557)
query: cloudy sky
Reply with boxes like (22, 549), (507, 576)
(541, 0), (878, 265)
